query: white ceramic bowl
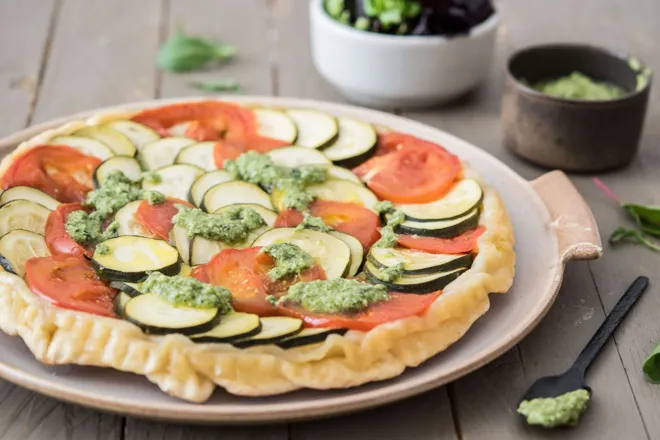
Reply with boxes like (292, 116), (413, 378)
(309, 0), (499, 108)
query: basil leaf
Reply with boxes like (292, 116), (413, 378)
(624, 203), (660, 237)
(643, 344), (660, 383)
(188, 79), (242, 93)
(157, 30), (235, 72)
(609, 227), (660, 252)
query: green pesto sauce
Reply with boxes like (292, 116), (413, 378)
(263, 243), (314, 280)
(517, 389), (590, 428)
(224, 151), (327, 211)
(376, 262), (404, 283)
(373, 207), (405, 248)
(144, 190), (165, 205)
(174, 205), (265, 243)
(65, 210), (118, 245)
(95, 243), (110, 255)
(532, 72), (625, 101)
(278, 278), (389, 314)
(84, 171), (144, 217)
(295, 212), (333, 233)
(142, 272), (233, 311)
(141, 170), (162, 184)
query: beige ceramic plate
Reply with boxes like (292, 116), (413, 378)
(0, 97), (601, 423)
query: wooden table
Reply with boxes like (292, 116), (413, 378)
(1, 0), (659, 438)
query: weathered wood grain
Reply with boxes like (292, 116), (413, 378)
(0, 0), (57, 137)
(124, 420), (288, 440)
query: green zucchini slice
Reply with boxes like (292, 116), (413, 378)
(109, 280), (143, 297)
(266, 146), (331, 167)
(276, 328), (348, 349)
(0, 229), (50, 277)
(397, 179), (483, 221)
(74, 125), (137, 157)
(140, 137), (196, 170)
(285, 108), (338, 150)
(368, 247), (473, 275)
(113, 200), (154, 237)
(306, 180), (379, 212)
(190, 312), (262, 343)
(123, 293), (221, 335)
(113, 291), (132, 317)
(254, 108), (297, 143)
(0, 200), (51, 237)
(189, 170), (234, 207)
(175, 141), (217, 171)
(94, 155), (143, 187)
(329, 230), (364, 277)
(141, 164), (204, 201)
(172, 224), (192, 265)
(322, 116), (377, 168)
(394, 209), (480, 238)
(104, 120), (160, 150)
(326, 165), (362, 184)
(251, 228), (351, 279)
(51, 135), (115, 160)
(202, 181), (273, 213)
(0, 186), (60, 210)
(232, 316), (303, 348)
(364, 261), (467, 294)
(91, 236), (180, 282)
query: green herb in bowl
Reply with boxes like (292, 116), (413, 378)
(531, 72), (626, 101)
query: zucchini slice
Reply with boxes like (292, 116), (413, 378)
(189, 170), (234, 207)
(94, 156), (143, 187)
(0, 200), (51, 237)
(364, 261), (467, 294)
(51, 135), (115, 160)
(327, 165), (362, 184)
(202, 181), (273, 213)
(368, 247), (473, 275)
(329, 230), (364, 277)
(254, 108), (297, 143)
(105, 120), (160, 150)
(175, 141), (217, 171)
(124, 293), (221, 335)
(109, 280), (143, 297)
(141, 164), (205, 201)
(232, 316), (303, 348)
(74, 125), (137, 157)
(213, 203), (277, 227)
(178, 262), (193, 277)
(140, 137), (196, 170)
(398, 179), (483, 221)
(267, 146), (331, 167)
(114, 200), (155, 237)
(0, 186), (60, 210)
(91, 236), (180, 282)
(322, 116), (377, 168)
(394, 209), (480, 238)
(172, 224), (191, 265)
(307, 180), (379, 212)
(276, 328), (348, 349)
(189, 225), (269, 266)
(0, 230), (50, 277)
(114, 291), (132, 317)
(190, 312), (262, 343)
(252, 228), (350, 279)
(285, 108), (338, 150)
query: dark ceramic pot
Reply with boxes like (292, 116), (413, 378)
(501, 44), (652, 172)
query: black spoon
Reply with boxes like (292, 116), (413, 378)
(519, 276), (649, 408)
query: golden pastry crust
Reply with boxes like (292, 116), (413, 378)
(0, 109), (515, 402)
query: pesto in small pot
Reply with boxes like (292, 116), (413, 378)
(531, 72), (625, 101)
(517, 389), (590, 428)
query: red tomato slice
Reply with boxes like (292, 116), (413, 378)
(396, 226), (485, 254)
(278, 291), (442, 331)
(374, 132), (446, 156)
(1, 145), (100, 203)
(184, 120), (223, 141)
(274, 201), (381, 249)
(135, 198), (193, 241)
(25, 255), (118, 317)
(213, 136), (291, 168)
(45, 203), (93, 257)
(131, 101), (256, 140)
(353, 141), (461, 204)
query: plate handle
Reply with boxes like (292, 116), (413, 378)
(531, 170), (603, 262)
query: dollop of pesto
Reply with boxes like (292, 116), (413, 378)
(143, 190), (165, 205)
(263, 243), (314, 280)
(142, 272), (233, 311)
(174, 205), (265, 243)
(373, 205), (405, 248)
(531, 72), (625, 101)
(141, 170), (162, 184)
(295, 212), (333, 233)
(277, 278), (389, 314)
(85, 171), (144, 216)
(65, 210), (118, 245)
(224, 151), (327, 211)
(374, 200), (396, 214)
(517, 389), (590, 428)
(95, 243), (110, 255)
(376, 262), (404, 283)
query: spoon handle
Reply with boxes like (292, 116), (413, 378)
(573, 276), (649, 375)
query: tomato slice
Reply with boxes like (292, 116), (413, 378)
(274, 201), (381, 249)
(213, 136), (291, 168)
(1, 145), (100, 203)
(396, 226), (485, 254)
(374, 132), (447, 156)
(25, 255), (118, 317)
(130, 101), (256, 140)
(353, 141), (461, 204)
(278, 291), (442, 331)
(45, 203), (93, 257)
(135, 198), (193, 241)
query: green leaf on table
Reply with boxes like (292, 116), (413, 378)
(643, 344), (660, 383)
(188, 79), (242, 93)
(157, 28), (235, 72)
(609, 227), (660, 252)
(623, 203), (660, 237)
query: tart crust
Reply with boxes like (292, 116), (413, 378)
(0, 109), (515, 402)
